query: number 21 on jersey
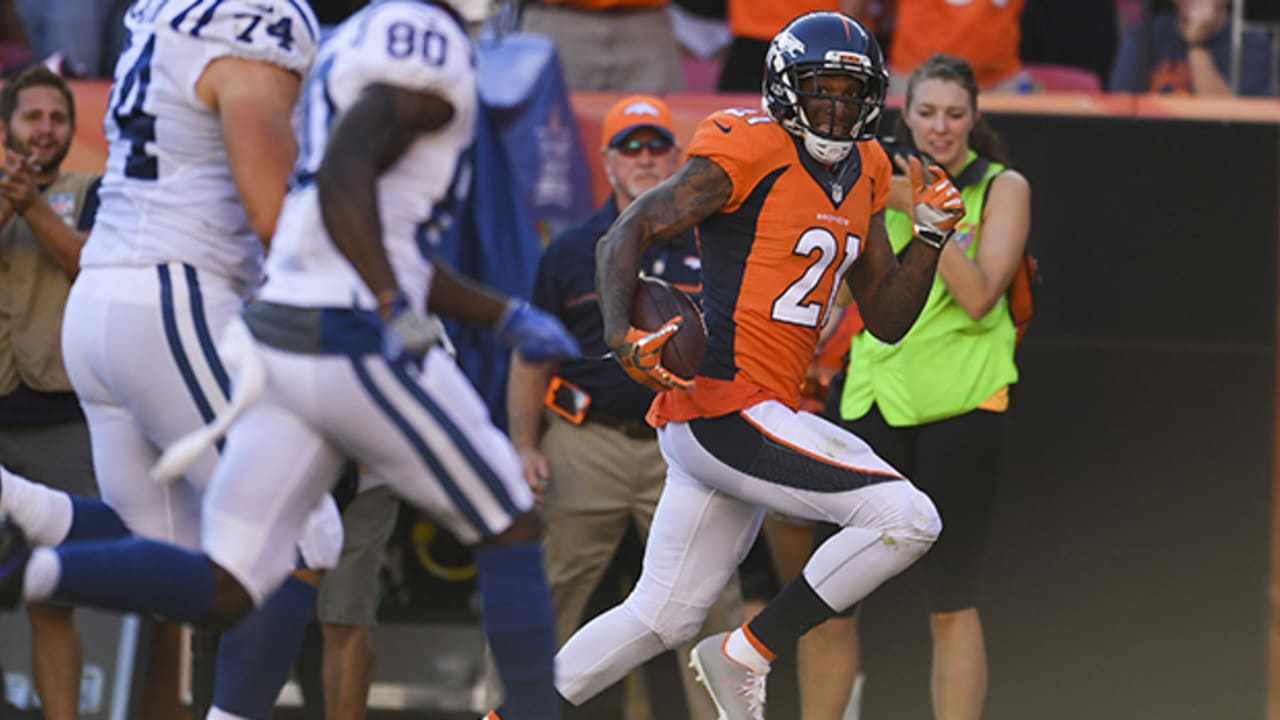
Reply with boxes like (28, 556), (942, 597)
(771, 228), (860, 329)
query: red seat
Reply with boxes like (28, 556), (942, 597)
(681, 53), (723, 94)
(1024, 63), (1103, 92)
(0, 42), (31, 69)
(1116, 0), (1143, 32)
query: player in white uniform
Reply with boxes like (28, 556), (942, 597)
(1, 2), (574, 719)
(0, 1), (346, 718)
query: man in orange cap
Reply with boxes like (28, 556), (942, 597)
(508, 94), (741, 720)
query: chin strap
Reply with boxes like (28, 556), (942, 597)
(803, 131), (853, 164)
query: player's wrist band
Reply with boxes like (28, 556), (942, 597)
(494, 298), (523, 331)
(376, 288), (407, 319)
(912, 225), (949, 250)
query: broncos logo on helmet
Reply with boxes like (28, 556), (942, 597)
(763, 11), (888, 164)
(774, 30), (807, 59)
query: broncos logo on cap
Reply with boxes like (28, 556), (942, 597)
(622, 101), (662, 117)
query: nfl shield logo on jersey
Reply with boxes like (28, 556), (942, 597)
(49, 190), (73, 215)
(49, 192), (75, 222)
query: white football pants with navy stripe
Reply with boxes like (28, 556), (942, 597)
(61, 265), (342, 566)
(555, 400), (943, 704)
(201, 340), (535, 606)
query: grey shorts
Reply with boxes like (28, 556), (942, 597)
(316, 485), (399, 626)
(0, 420), (98, 497)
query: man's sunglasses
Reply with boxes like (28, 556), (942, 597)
(612, 136), (674, 157)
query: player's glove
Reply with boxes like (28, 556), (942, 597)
(382, 293), (445, 363)
(495, 300), (581, 362)
(907, 157), (965, 249)
(612, 319), (693, 392)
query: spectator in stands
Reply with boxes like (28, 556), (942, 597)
(0, 0), (31, 73)
(13, 0), (113, 76)
(1109, 0), (1276, 96)
(717, 0), (870, 92)
(520, 0), (684, 92)
(506, 94), (742, 720)
(668, 0), (732, 93)
(889, 0), (1028, 93)
(0, 65), (100, 720)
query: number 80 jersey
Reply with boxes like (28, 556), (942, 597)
(82, 0), (320, 293)
(260, 0), (477, 314)
(650, 107), (892, 425)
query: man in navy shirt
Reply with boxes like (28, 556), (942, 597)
(506, 94), (739, 720)
(1110, 0), (1276, 96)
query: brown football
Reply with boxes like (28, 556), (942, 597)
(630, 276), (706, 380)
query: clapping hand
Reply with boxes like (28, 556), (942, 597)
(1178, 0), (1221, 46)
(904, 155), (964, 249)
(0, 151), (39, 216)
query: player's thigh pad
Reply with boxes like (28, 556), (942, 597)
(203, 380), (346, 606)
(76, 399), (204, 546)
(318, 348), (533, 546)
(62, 265), (242, 543)
(297, 493), (344, 572)
(626, 467), (762, 647)
(660, 400), (939, 539)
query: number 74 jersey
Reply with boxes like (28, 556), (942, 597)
(650, 108), (891, 425)
(83, 0), (320, 292)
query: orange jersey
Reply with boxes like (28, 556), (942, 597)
(650, 108), (890, 427)
(889, 0), (1024, 88)
(727, 0), (872, 42)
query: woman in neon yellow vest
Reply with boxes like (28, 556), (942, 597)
(832, 53), (1031, 720)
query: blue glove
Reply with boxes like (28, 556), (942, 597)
(495, 301), (580, 362)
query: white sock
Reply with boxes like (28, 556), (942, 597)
(23, 547), (61, 602)
(0, 465), (74, 546)
(723, 625), (771, 674)
(844, 672), (865, 720)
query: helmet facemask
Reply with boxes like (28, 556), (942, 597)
(794, 67), (882, 163)
(762, 15), (888, 165)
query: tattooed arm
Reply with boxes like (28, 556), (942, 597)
(845, 209), (941, 343)
(596, 156), (732, 348)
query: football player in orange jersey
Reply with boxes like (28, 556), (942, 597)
(531, 11), (967, 720)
